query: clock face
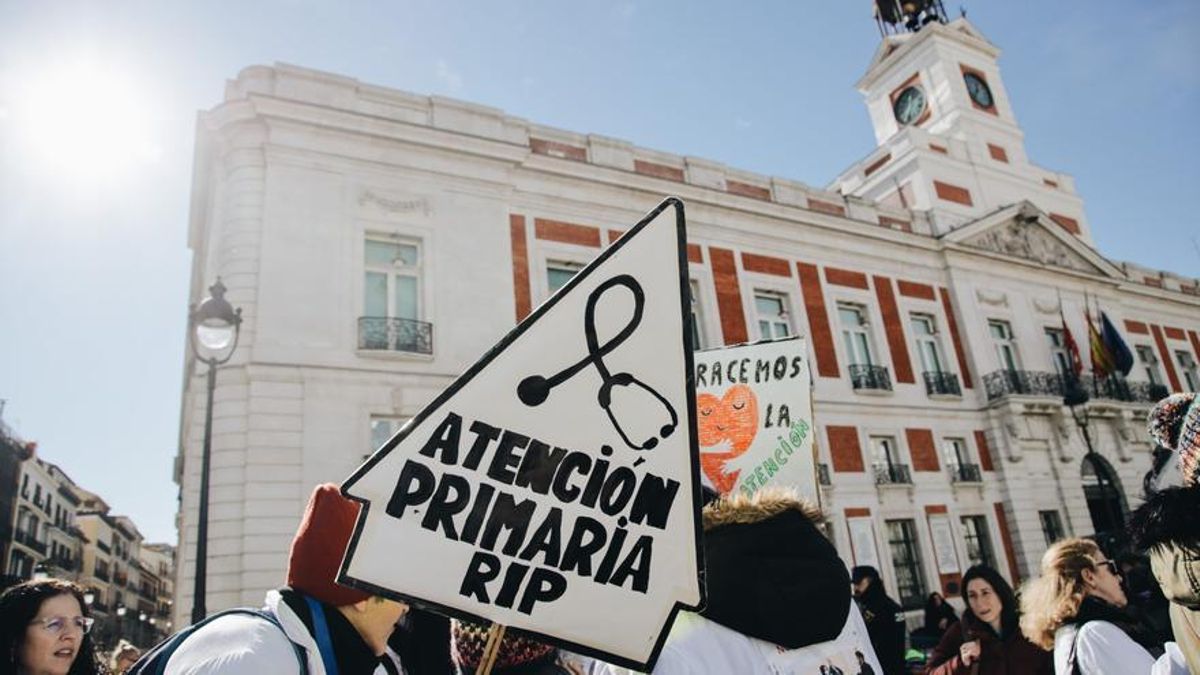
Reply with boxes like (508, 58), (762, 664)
(964, 72), (994, 108)
(893, 86), (926, 126)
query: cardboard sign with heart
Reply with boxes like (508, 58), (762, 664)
(693, 337), (817, 501)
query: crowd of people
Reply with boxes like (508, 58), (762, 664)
(1, 393), (1195, 674)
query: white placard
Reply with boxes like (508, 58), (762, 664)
(339, 199), (703, 670)
(693, 337), (817, 502)
(928, 513), (960, 575)
(847, 517), (880, 570)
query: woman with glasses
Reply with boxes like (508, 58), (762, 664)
(0, 578), (103, 675)
(1019, 538), (1176, 674)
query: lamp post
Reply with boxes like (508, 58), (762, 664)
(31, 563), (49, 581)
(116, 604), (127, 643)
(187, 279), (242, 624)
(1062, 379), (1124, 549)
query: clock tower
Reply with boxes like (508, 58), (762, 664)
(833, 4), (1092, 243)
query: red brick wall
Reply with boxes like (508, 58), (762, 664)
(987, 144), (1009, 163)
(727, 180), (771, 201)
(934, 181), (974, 206)
(1049, 213), (1081, 235)
(825, 267), (870, 289)
(534, 218), (601, 248)
(709, 247), (748, 345)
(875, 276), (915, 384)
(798, 262), (840, 378)
(974, 430), (994, 472)
(1125, 320), (1149, 335)
(509, 215), (531, 322)
(530, 138), (587, 161)
(1190, 331), (1200, 363)
(827, 426), (865, 473)
(940, 287), (973, 389)
(897, 280), (936, 301)
(808, 198), (847, 217)
(1152, 324), (1183, 391)
(864, 154), (891, 177)
(906, 428), (940, 471)
(633, 159), (684, 182)
(878, 215), (913, 232)
(741, 252), (791, 277)
(994, 502), (1021, 584)
(1165, 327), (1186, 340)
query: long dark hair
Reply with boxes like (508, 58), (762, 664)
(961, 564), (1019, 637)
(0, 578), (104, 675)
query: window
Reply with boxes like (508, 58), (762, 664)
(754, 291), (792, 340)
(872, 436), (910, 484)
(1045, 328), (1070, 379)
(546, 261), (584, 295)
(943, 437), (967, 468)
(960, 515), (996, 569)
(885, 519), (927, 609)
(989, 320), (1020, 371)
(364, 238), (421, 321)
(1177, 351), (1199, 391)
(1039, 510), (1065, 545)
(910, 314), (945, 373)
(689, 280), (708, 350)
(1137, 345), (1162, 385)
(839, 304), (875, 366)
(20, 474), (28, 499)
(369, 417), (408, 459)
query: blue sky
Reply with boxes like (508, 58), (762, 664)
(1, 1), (1196, 543)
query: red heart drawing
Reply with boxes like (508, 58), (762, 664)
(696, 384), (759, 493)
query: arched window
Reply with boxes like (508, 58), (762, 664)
(1081, 453), (1127, 544)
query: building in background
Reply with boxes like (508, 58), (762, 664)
(175, 15), (1198, 624)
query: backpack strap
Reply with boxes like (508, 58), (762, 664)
(303, 594), (339, 675)
(1065, 620), (1089, 675)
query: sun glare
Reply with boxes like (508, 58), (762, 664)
(9, 59), (161, 183)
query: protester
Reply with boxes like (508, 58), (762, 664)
(1019, 537), (1176, 674)
(631, 486), (855, 673)
(851, 566), (905, 675)
(0, 577), (103, 675)
(160, 483), (410, 674)
(109, 639), (141, 673)
(924, 564), (1049, 674)
(1129, 392), (1200, 673)
(855, 649), (876, 675)
(911, 592), (957, 650)
(387, 607), (452, 674)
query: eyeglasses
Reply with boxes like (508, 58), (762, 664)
(1097, 560), (1122, 577)
(29, 616), (95, 635)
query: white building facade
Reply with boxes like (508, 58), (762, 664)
(174, 18), (1199, 624)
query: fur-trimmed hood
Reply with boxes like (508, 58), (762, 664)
(702, 486), (823, 531)
(699, 486), (851, 651)
(1129, 486), (1200, 550)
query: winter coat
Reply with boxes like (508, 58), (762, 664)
(855, 583), (905, 675)
(1150, 540), (1200, 673)
(164, 589), (399, 675)
(601, 489), (876, 674)
(924, 612), (1051, 675)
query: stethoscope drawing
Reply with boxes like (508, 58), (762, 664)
(517, 274), (678, 451)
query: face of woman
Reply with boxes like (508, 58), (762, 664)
(966, 578), (1003, 627)
(19, 593), (85, 675)
(1087, 556), (1128, 607)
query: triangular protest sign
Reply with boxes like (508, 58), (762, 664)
(340, 198), (704, 670)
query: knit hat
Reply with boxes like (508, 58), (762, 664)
(1146, 393), (1200, 487)
(286, 483), (371, 607)
(450, 619), (555, 670)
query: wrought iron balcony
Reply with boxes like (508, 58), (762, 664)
(96, 540), (111, 554)
(48, 556), (76, 572)
(873, 462), (912, 486)
(983, 370), (1064, 400)
(14, 529), (47, 555)
(817, 462), (832, 487)
(849, 364), (893, 392)
(357, 316), (433, 355)
(923, 370), (962, 397)
(949, 462), (982, 484)
(94, 568), (110, 582)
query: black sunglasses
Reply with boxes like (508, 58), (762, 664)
(1097, 560), (1121, 576)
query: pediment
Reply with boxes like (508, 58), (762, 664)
(945, 202), (1123, 279)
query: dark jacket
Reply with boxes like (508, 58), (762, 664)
(856, 583), (904, 675)
(925, 612), (1051, 675)
(700, 491), (852, 648)
(1131, 485), (1200, 674)
(924, 600), (958, 634)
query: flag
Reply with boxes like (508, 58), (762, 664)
(1100, 311), (1134, 377)
(1086, 306), (1115, 378)
(1060, 312), (1084, 381)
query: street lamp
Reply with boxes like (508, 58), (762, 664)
(187, 278), (242, 623)
(1062, 380), (1124, 549)
(82, 590), (95, 607)
(31, 563), (49, 581)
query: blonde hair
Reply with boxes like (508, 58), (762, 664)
(1018, 538), (1102, 649)
(109, 639), (140, 672)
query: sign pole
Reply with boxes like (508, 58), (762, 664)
(478, 622), (507, 675)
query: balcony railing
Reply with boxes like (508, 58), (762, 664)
(14, 530), (48, 555)
(357, 316), (433, 355)
(96, 540), (111, 554)
(873, 462), (912, 486)
(94, 569), (110, 582)
(48, 556), (77, 572)
(948, 463), (982, 484)
(984, 370), (1170, 404)
(849, 364), (893, 392)
(817, 463), (832, 487)
(923, 371), (961, 397)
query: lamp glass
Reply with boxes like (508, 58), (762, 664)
(195, 320), (235, 351)
(83, 591), (95, 605)
(117, 606), (126, 617)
